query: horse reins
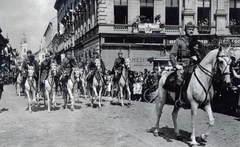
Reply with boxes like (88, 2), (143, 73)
(193, 54), (231, 106)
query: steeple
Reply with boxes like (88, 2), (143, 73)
(20, 33), (27, 44)
(20, 32), (28, 59)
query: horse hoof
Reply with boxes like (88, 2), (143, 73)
(48, 110), (51, 113)
(63, 106), (66, 109)
(153, 130), (159, 137)
(188, 141), (199, 147)
(71, 106), (75, 111)
(121, 103), (124, 107)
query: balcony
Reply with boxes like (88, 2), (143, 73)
(164, 25), (181, 33)
(228, 25), (240, 35)
(198, 26), (211, 34)
(132, 23), (164, 33)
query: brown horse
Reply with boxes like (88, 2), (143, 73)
(152, 47), (232, 146)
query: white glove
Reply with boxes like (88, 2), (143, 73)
(175, 64), (183, 70)
(191, 56), (198, 61)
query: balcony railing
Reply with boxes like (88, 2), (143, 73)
(228, 25), (240, 35)
(164, 25), (181, 33)
(132, 23), (164, 33)
(198, 26), (211, 34)
(113, 24), (128, 31)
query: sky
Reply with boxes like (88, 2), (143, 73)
(0, 0), (57, 53)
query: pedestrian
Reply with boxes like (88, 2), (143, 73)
(169, 21), (207, 107)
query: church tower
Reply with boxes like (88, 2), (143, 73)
(20, 33), (28, 59)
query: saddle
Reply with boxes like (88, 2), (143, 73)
(163, 65), (196, 92)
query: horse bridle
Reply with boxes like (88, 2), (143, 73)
(193, 53), (231, 106)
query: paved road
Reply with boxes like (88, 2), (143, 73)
(0, 85), (239, 147)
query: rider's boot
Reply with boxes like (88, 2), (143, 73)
(175, 84), (182, 108)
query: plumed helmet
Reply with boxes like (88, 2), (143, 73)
(118, 50), (123, 55)
(27, 50), (32, 54)
(185, 21), (195, 30)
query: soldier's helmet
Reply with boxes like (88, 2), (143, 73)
(118, 50), (123, 55)
(27, 50), (32, 54)
(185, 21), (195, 30)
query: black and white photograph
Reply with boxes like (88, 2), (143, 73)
(0, 0), (240, 146)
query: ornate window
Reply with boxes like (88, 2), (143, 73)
(165, 0), (179, 25)
(229, 0), (240, 34)
(140, 0), (154, 23)
(197, 0), (211, 34)
(114, 0), (128, 24)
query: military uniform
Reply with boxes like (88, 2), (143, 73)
(169, 22), (207, 107)
(112, 51), (125, 84)
(40, 53), (51, 93)
(58, 53), (77, 85)
(87, 52), (106, 85)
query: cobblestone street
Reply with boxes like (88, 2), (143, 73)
(0, 85), (239, 147)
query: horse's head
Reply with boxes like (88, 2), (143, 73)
(50, 62), (58, 76)
(27, 65), (35, 81)
(73, 67), (81, 82)
(95, 58), (101, 70)
(216, 47), (232, 85)
(124, 58), (131, 69)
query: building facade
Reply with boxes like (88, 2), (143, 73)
(54, 0), (240, 71)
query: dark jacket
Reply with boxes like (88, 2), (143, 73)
(87, 57), (106, 73)
(22, 55), (39, 77)
(40, 59), (51, 82)
(112, 57), (124, 74)
(58, 57), (77, 77)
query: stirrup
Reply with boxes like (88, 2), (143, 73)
(175, 100), (182, 108)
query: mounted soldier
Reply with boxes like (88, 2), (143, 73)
(86, 51), (106, 87)
(39, 52), (51, 96)
(168, 21), (207, 107)
(21, 50), (39, 91)
(112, 50), (125, 86)
(58, 51), (77, 88)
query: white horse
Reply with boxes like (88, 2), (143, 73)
(112, 58), (131, 106)
(44, 62), (58, 112)
(64, 67), (81, 111)
(78, 67), (87, 99)
(153, 47), (232, 146)
(89, 58), (104, 108)
(25, 65), (38, 112)
(15, 63), (23, 96)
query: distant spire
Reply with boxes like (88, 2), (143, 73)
(20, 33), (27, 44)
